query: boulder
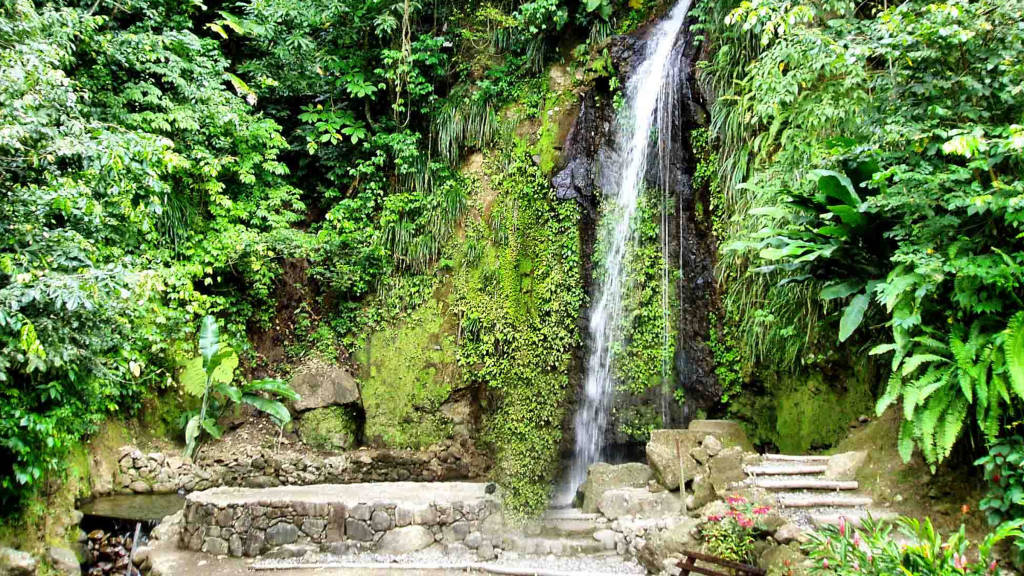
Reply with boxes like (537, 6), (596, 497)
(289, 359), (360, 412)
(45, 547), (79, 576)
(376, 526), (435, 554)
(579, 462), (654, 513)
(646, 430), (702, 491)
(688, 473), (715, 510)
(708, 446), (747, 494)
(687, 420), (755, 452)
(636, 518), (701, 573)
(265, 522), (299, 546)
(759, 542), (810, 575)
(297, 407), (358, 451)
(0, 547), (37, 576)
(824, 451), (867, 481)
(150, 510), (183, 542)
(597, 487), (682, 519)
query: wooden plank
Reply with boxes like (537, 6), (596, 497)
(762, 454), (830, 462)
(754, 478), (858, 491)
(777, 493), (873, 508)
(745, 464), (827, 475)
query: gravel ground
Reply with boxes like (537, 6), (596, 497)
(252, 547), (646, 575)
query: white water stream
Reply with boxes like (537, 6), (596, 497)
(559, 0), (692, 504)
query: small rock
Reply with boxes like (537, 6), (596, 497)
(370, 510), (393, 532)
(774, 523), (809, 545)
(0, 547), (36, 576)
(464, 532), (482, 549)
(702, 435), (723, 456)
(201, 537), (229, 556)
(477, 541), (496, 560)
(593, 529), (616, 551)
(345, 518), (375, 542)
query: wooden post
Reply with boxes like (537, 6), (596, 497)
(676, 437), (687, 515)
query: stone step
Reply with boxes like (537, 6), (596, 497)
(527, 510), (603, 537)
(762, 454), (831, 463)
(809, 509), (899, 528)
(776, 492), (873, 508)
(745, 464), (828, 476)
(503, 535), (609, 556)
(753, 478), (858, 491)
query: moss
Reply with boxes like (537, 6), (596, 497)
(354, 294), (459, 448)
(729, 362), (875, 453)
(297, 406), (359, 451)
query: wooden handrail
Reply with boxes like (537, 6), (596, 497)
(677, 549), (766, 576)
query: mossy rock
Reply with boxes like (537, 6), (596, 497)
(354, 295), (459, 448)
(297, 407), (358, 451)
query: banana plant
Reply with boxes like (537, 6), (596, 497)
(182, 315), (299, 458)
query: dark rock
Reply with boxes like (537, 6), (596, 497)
(265, 522), (299, 546)
(345, 518), (374, 542)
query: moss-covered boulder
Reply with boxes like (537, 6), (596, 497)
(296, 407), (358, 451)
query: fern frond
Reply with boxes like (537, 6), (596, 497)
(1004, 311), (1024, 399)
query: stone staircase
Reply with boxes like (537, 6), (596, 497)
(501, 509), (612, 556)
(740, 454), (896, 529)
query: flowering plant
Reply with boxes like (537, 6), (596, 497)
(700, 496), (772, 563)
(806, 515), (1024, 575)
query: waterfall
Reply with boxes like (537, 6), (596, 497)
(559, 0), (692, 504)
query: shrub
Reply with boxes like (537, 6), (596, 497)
(700, 496), (772, 563)
(977, 436), (1024, 561)
(805, 515), (1024, 575)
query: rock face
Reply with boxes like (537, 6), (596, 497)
(824, 451), (867, 481)
(708, 446), (747, 494)
(646, 430), (702, 491)
(289, 359), (361, 412)
(0, 547), (37, 576)
(579, 462), (654, 513)
(597, 488), (682, 519)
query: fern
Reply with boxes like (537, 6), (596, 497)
(1005, 311), (1024, 399)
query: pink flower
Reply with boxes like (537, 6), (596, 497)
(753, 506), (771, 515)
(822, 559), (830, 569)
(838, 516), (847, 537)
(853, 533), (862, 548)
(953, 553), (967, 571)
(989, 560), (999, 573)
(726, 496), (747, 505)
(707, 514), (723, 522)
(737, 516), (754, 528)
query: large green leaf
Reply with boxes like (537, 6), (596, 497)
(810, 169), (861, 207)
(242, 395), (292, 426)
(245, 378), (299, 402)
(184, 414), (201, 457)
(1005, 312), (1024, 399)
(199, 315), (220, 369)
(820, 280), (864, 301)
(178, 348), (238, 397)
(838, 292), (870, 342)
(898, 418), (916, 463)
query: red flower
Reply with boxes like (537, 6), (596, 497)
(737, 516), (754, 528)
(753, 506), (771, 515)
(707, 514), (724, 522)
(726, 496), (747, 505)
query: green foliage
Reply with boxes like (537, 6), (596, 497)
(701, 0), (1024, 465)
(700, 496), (771, 563)
(977, 436), (1024, 550)
(452, 147), (583, 517)
(805, 516), (1024, 575)
(0, 0), (303, 508)
(180, 316), (297, 458)
(296, 406), (359, 451)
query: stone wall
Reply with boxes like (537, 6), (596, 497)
(178, 484), (503, 559)
(112, 439), (487, 495)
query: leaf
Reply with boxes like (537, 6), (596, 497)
(201, 418), (222, 439)
(838, 293), (870, 342)
(206, 346), (238, 380)
(809, 169), (861, 207)
(184, 414), (201, 456)
(245, 378), (299, 402)
(898, 418), (916, 463)
(876, 371), (902, 416)
(1004, 312), (1024, 399)
(199, 315), (220, 369)
(820, 280), (864, 301)
(242, 395), (292, 426)
(178, 349), (237, 396)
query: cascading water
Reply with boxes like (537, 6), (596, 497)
(559, 0), (693, 504)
